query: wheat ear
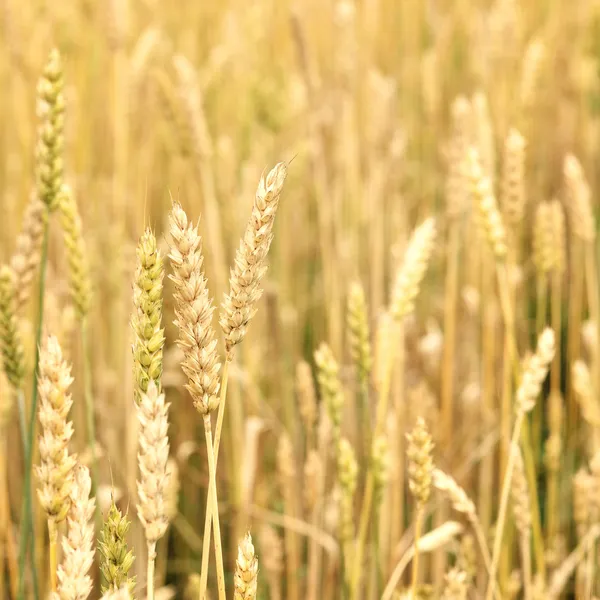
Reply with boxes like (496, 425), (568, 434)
(406, 417), (434, 598)
(55, 465), (95, 600)
(35, 336), (77, 593)
(10, 197), (46, 312)
(234, 532), (258, 600)
(98, 501), (136, 595)
(167, 202), (224, 600)
(136, 381), (170, 600)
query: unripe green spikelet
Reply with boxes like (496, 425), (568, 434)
(132, 229), (164, 401)
(406, 417), (434, 506)
(58, 185), (91, 318)
(36, 49), (65, 211)
(99, 501), (136, 595)
(347, 281), (372, 384)
(0, 266), (25, 390)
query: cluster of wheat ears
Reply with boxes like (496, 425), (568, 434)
(3, 0), (600, 599)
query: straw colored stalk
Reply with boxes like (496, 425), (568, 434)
(545, 201), (565, 546)
(306, 404), (331, 600)
(352, 220), (436, 599)
(167, 202), (224, 600)
(55, 465), (95, 600)
(35, 336), (77, 593)
(441, 96), (471, 449)
(337, 437), (358, 587)
(277, 432), (299, 600)
(468, 145), (505, 590)
(511, 450), (532, 600)
(532, 201), (554, 450)
(485, 328), (555, 600)
(9, 196), (46, 312)
(136, 381), (170, 600)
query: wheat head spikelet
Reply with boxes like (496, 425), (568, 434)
(468, 147), (507, 260)
(55, 464), (95, 600)
(511, 449), (531, 538)
(563, 154), (595, 243)
(314, 342), (344, 448)
(337, 437), (358, 544)
(220, 162), (287, 354)
(390, 218), (437, 320)
(500, 128), (526, 228)
(371, 433), (389, 509)
(168, 202), (221, 415)
(132, 228), (165, 400)
(99, 501), (136, 595)
(10, 196), (46, 311)
(516, 328), (555, 413)
(58, 185), (91, 319)
(0, 266), (26, 390)
(36, 48), (65, 211)
(35, 335), (77, 522)
(234, 532), (259, 600)
(406, 417), (434, 506)
(446, 95), (473, 218)
(136, 380), (170, 545)
(347, 281), (372, 384)
(533, 201), (564, 275)
(432, 469), (476, 517)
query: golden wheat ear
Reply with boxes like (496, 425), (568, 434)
(234, 532), (259, 600)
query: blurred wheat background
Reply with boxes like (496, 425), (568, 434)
(1, 0), (600, 598)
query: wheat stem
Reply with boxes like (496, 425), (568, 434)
(203, 415), (226, 600)
(485, 413), (524, 600)
(147, 541), (156, 600)
(17, 221), (48, 600)
(199, 357), (230, 600)
(411, 507), (424, 597)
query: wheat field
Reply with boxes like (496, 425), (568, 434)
(0, 0), (599, 598)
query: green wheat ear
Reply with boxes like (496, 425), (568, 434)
(99, 501), (136, 597)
